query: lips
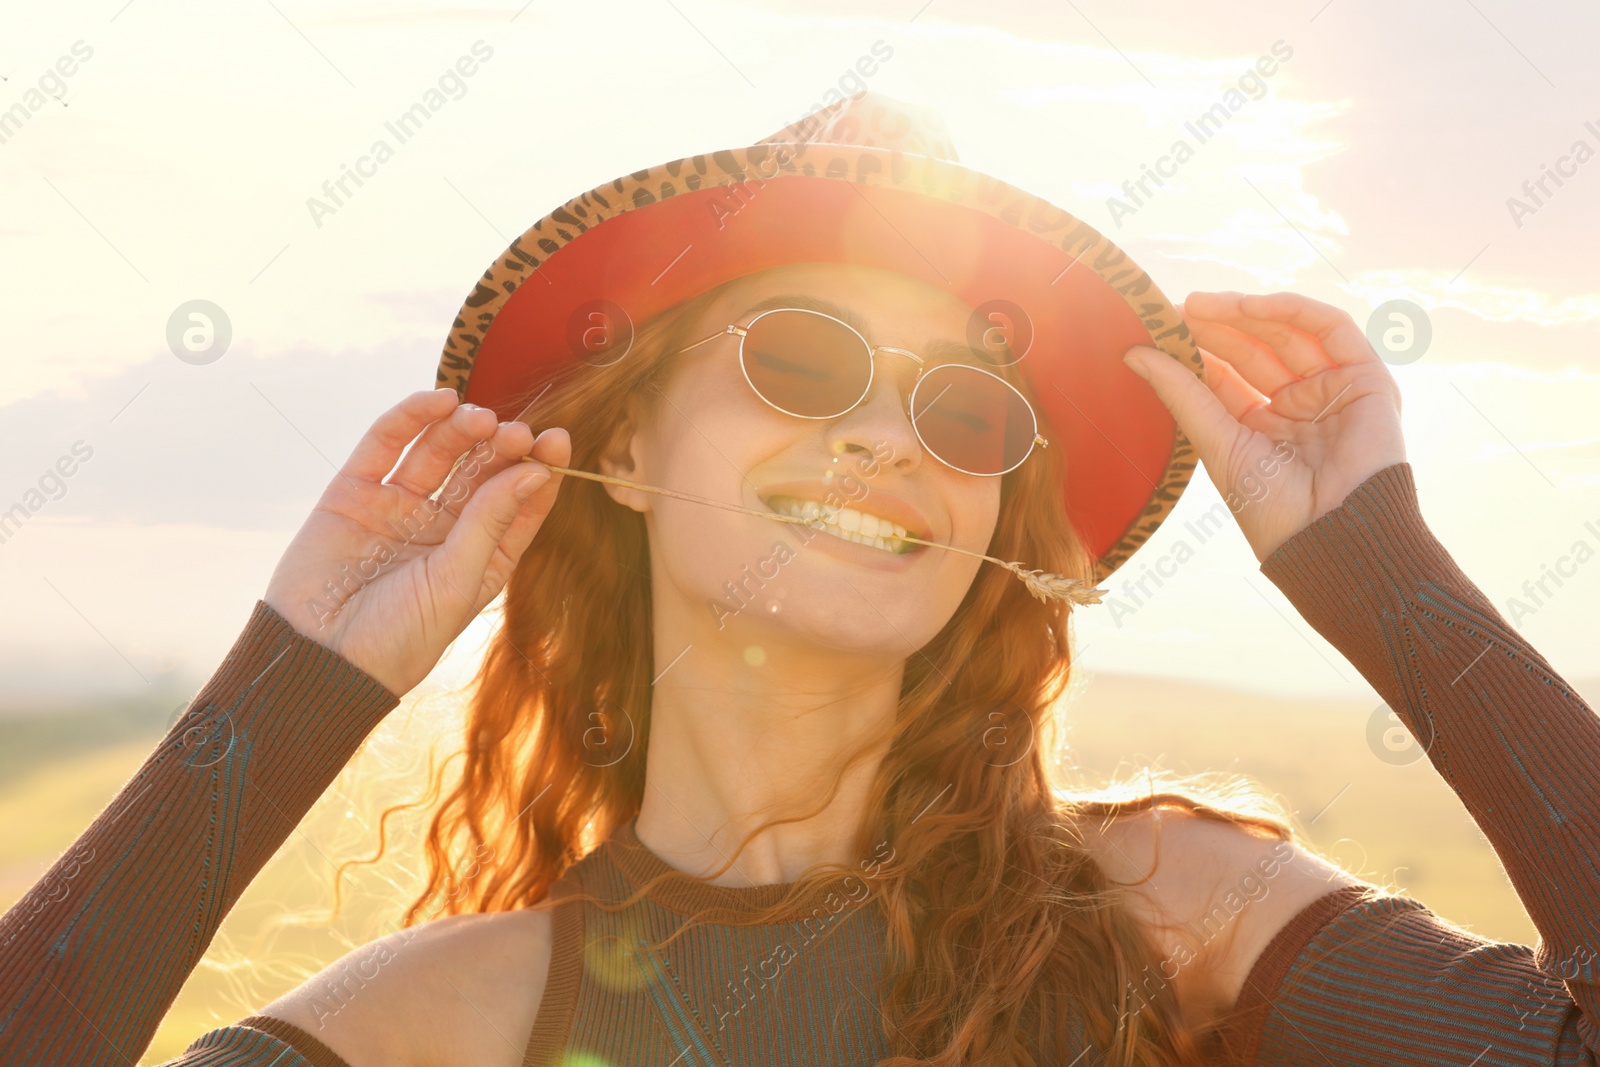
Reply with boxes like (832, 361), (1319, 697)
(756, 480), (936, 550)
(766, 496), (917, 555)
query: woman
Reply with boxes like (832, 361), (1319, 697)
(1, 93), (1595, 1067)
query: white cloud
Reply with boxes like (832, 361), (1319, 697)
(1343, 271), (1600, 328)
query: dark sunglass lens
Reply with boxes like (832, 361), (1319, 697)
(911, 365), (1036, 475)
(741, 310), (871, 418)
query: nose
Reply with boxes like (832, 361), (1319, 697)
(825, 351), (923, 474)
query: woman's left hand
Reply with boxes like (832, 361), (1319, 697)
(1123, 290), (1407, 562)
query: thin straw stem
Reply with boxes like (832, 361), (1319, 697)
(518, 457), (1105, 606)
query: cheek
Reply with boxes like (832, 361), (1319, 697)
(635, 371), (799, 580)
(643, 367), (788, 492)
(947, 475), (1004, 552)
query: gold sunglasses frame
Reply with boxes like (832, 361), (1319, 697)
(676, 307), (1048, 477)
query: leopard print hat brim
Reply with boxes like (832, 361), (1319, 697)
(435, 91), (1201, 580)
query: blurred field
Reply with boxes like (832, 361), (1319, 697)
(3, 670), (1589, 1063)
(1062, 670), (1559, 947)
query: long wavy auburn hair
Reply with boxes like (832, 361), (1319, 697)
(372, 273), (1300, 1066)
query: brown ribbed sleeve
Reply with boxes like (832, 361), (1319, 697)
(0, 600), (400, 1067)
(141, 1015), (353, 1067)
(1217, 462), (1600, 1065)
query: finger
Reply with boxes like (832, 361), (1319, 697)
(403, 419), (540, 550)
(432, 428), (570, 599)
(1193, 348), (1297, 441)
(1123, 345), (1242, 461)
(384, 403), (504, 498)
(339, 388), (461, 482)
(491, 429), (573, 568)
(1192, 290), (1376, 368)
(1186, 316), (1304, 397)
(420, 419), (538, 528)
(528, 425), (571, 471)
(1264, 365), (1379, 424)
(1199, 346), (1268, 418)
(1183, 292), (1337, 379)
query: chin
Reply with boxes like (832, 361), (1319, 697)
(737, 590), (947, 661)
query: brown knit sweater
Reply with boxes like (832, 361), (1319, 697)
(1, 463), (1596, 1066)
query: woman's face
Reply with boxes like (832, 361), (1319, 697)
(603, 262), (1005, 661)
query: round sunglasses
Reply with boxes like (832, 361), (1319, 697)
(677, 307), (1047, 477)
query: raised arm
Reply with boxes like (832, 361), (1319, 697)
(1126, 290), (1599, 1063)
(1237, 461), (1600, 1064)
(0, 388), (571, 1067)
(0, 602), (399, 1066)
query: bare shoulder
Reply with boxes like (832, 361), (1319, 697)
(1071, 804), (1363, 1027)
(259, 905), (553, 1067)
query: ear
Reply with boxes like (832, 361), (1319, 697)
(596, 393), (653, 515)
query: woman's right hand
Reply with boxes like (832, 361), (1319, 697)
(263, 388), (569, 696)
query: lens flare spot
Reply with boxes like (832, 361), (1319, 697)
(557, 1052), (612, 1067)
(582, 932), (649, 993)
(744, 645), (767, 666)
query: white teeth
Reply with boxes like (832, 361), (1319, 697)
(767, 497), (915, 555)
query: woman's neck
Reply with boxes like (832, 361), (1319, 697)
(634, 607), (905, 889)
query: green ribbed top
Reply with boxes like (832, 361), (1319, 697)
(522, 817), (1091, 1066)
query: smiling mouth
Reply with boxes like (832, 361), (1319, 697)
(763, 495), (921, 556)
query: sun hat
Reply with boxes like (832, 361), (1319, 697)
(432, 90), (1202, 580)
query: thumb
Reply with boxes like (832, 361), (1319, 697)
(433, 461), (552, 606)
(1124, 345), (1238, 462)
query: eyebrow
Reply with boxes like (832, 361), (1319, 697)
(734, 293), (996, 368)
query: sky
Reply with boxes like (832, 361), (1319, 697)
(1, 0), (1597, 706)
